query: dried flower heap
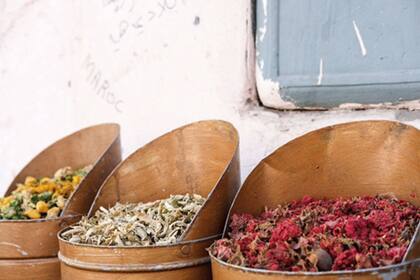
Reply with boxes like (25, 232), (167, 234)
(211, 195), (419, 272)
(62, 194), (205, 246)
(0, 166), (91, 220)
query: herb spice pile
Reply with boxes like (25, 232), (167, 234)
(211, 195), (419, 272)
(0, 166), (91, 220)
(61, 193), (205, 246)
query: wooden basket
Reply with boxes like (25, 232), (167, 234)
(58, 120), (241, 280)
(210, 120), (420, 280)
(0, 123), (121, 280)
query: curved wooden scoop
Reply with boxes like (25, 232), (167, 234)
(0, 123), (121, 259)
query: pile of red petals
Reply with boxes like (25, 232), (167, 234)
(211, 195), (419, 272)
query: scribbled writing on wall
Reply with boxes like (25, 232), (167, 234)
(103, 0), (186, 46)
(82, 54), (124, 113)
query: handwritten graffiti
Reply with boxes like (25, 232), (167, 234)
(82, 54), (124, 113)
(103, 0), (186, 45)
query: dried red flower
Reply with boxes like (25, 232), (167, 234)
(211, 195), (419, 272)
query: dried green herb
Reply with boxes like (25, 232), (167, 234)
(61, 193), (205, 246)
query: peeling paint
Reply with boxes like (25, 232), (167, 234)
(259, 24), (266, 42)
(259, 59), (264, 70)
(352, 20), (367, 56)
(316, 58), (324, 85)
(256, 1), (420, 110)
(258, 0), (268, 42)
(262, 0), (267, 16)
(339, 100), (420, 110)
(256, 64), (297, 109)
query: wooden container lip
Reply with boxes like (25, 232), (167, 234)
(209, 252), (420, 276)
(58, 251), (210, 272)
(212, 120), (420, 276)
(0, 212), (82, 224)
(84, 119), (239, 241)
(0, 256), (58, 266)
(58, 229), (219, 272)
(0, 123), (120, 224)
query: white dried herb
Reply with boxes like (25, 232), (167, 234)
(62, 193), (205, 246)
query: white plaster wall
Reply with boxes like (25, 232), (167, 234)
(1, 0), (420, 193)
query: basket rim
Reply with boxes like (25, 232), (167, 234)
(0, 256), (59, 266)
(0, 212), (82, 224)
(209, 251), (420, 276)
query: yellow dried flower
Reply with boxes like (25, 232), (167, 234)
(36, 201), (49, 213)
(25, 209), (41, 219)
(72, 175), (81, 185)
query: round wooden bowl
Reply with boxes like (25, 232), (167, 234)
(0, 123), (122, 279)
(58, 120), (241, 280)
(210, 120), (420, 280)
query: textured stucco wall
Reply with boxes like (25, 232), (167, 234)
(1, 0), (420, 194)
